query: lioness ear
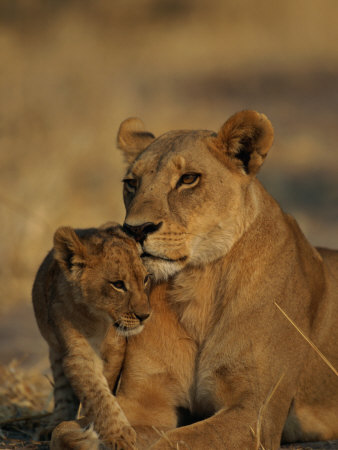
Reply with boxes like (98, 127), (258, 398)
(53, 227), (87, 279)
(217, 110), (274, 175)
(117, 118), (155, 164)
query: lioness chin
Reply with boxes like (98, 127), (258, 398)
(114, 110), (338, 450)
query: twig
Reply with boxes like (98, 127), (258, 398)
(152, 426), (192, 450)
(252, 372), (284, 450)
(0, 412), (52, 426)
(274, 302), (338, 377)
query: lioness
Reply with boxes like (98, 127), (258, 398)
(114, 110), (338, 449)
(32, 223), (151, 449)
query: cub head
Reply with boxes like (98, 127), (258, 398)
(117, 111), (274, 281)
(53, 223), (151, 336)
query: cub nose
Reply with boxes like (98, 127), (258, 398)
(123, 222), (162, 243)
(135, 312), (150, 322)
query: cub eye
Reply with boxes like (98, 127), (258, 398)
(123, 178), (138, 193)
(110, 280), (127, 293)
(144, 275), (150, 286)
(177, 173), (200, 188)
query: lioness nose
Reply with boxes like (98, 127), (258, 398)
(123, 222), (162, 243)
(135, 312), (150, 322)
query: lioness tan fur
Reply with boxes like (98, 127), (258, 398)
(114, 111), (338, 449)
(32, 223), (151, 449)
(50, 111), (338, 450)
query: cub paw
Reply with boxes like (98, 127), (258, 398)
(51, 420), (100, 450)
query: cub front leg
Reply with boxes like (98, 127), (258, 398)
(37, 348), (79, 440)
(62, 336), (136, 449)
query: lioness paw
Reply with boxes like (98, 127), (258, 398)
(104, 425), (137, 450)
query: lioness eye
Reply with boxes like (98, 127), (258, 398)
(177, 173), (200, 188)
(110, 280), (127, 292)
(123, 178), (138, 192)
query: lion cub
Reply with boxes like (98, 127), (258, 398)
(32, 223), (151, 449)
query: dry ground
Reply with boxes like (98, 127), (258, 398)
(0, 0), (337, 448)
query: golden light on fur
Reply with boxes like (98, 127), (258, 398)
(115, 111), (338, 449)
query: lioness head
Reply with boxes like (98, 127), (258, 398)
(117, 110), (274, 280)
(53, 223), (151, 336)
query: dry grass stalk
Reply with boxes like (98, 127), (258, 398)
(274, 302), (338, 377)
(152, 426), (191, 450)
(152, 426), (177, 448)
(76, 402), (83, 420)
(0, 412), (51, 427)
(250, 373), (285, 450)
(0, 360), (52, 423)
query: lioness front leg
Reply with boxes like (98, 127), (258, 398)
(117, 390), (178, 449)
(149, 406), (280, 450)
(149, 371), (293, 450)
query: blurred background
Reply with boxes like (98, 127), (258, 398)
(0, 0), (337, 422)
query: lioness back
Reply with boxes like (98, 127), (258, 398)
(32, 223), (151, 449)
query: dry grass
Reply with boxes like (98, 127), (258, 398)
(152, 426), (191, 450)
(250, 373), (285, 450)
(0, 360), (52, 423)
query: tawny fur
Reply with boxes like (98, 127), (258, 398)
(32, 223), (151, 449)
(49, 111), (338, 450)
(111, 110), (338, 450)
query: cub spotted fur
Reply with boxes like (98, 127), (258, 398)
(32, 223), (150, 449)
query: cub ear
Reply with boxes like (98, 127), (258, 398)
(117, 118), (155, 164)
(99, 221), (120, 230)
(99, 221), (122, 236)
(53, 227), (87, 279)
(217, 110), (274, 175)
